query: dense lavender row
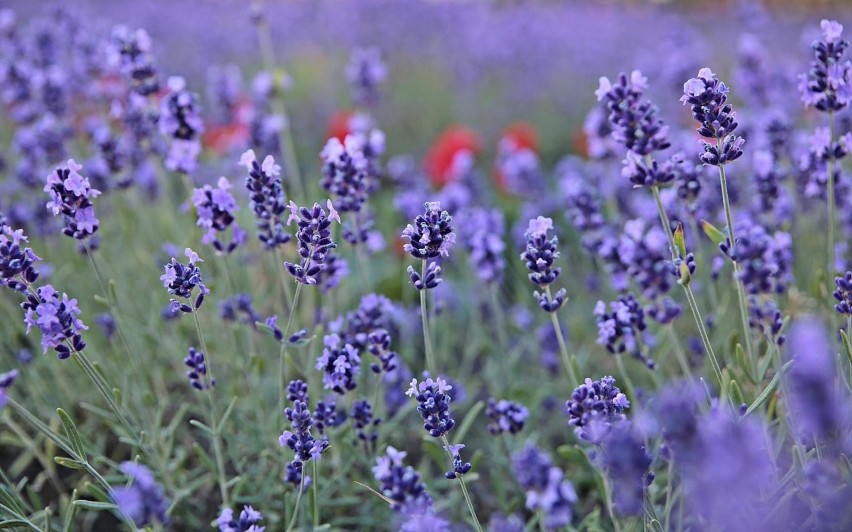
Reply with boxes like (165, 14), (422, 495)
(2, 2), (852, 531)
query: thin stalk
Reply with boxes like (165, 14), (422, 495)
(714, 145), (755, 363)
(190, 310), (230, 508)
(312, 460), (320, 527)
(488, 284), (510, 351)
(278, 282), (304, 414)
(544, 286), (579, 385)
(252, 0), (304, 200)
(273, 248), (294, 314)
(667, 325), (693, 380)
(650, 186), (725, 391)
(440, 435), (483, 532)
(420, 260), (437, 375)
(286, 472), (306, 532)
(827, 110), (836, 278)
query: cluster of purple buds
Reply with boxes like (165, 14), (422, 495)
(107, 26), (158, 96)
(402, 202), (456, 260)
(112, 462), (169, 528)
(565, 376), (630, 443)
(799, 20), (852, 112)
(512, 444), (578, 529)
(458, 207), (506, 284)
(184, 347), (214, 390)
(332, 293), (392, 351)
(44, 160), (100, 241)
(595, 70), (670, 155)
(158, 76), (204, 174)
(366, 328), (398, 374)
(216, 505), (265, 532)
(720, 221), (793, 295)
(283, 200), (341, 285)
(95, 313), (116, 339)
(520, 216), (567, 312)
(406, 377), (456, 438)
(0, 369), (18, 410)
(620, 151), (679, 188)
(372, 446), (433, 513)
(160, 248), (209, 314)
(219, 293), (260, 328)
(646, 297), (682, 325)
(346, 47), (387, 107)
(22, 284), (87, 358)
(314, 250), (348, 293)
(748, 296), (786, 345)
(192, 177), (246, 254)
(443, 443), (472, 479)
(320, 131), (384, 213)
(594, 295), (653, 368)
(834, 271), (852, 315)
(287, 379), (309, 403)
(485, 398), (529, 435)
(279, 393), (330, 486)
(0, 224), (40, 293)
(681, 68), (745, 166)
(312, 397), (347, 434)
(240, 150), (291, 250)
(350, 399), (381, 443)
(315, 333), (361, 394)
(407, 261), (442, 291)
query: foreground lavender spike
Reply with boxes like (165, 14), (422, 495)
(216, 505), (265, 532)
(279, 399), (329, 486)
(44, 159), (101, 242)
(22, 284), (88, 358)
(566, 376), (630, 443)
(240, 149), (291, 250)
(834, 271), (852, 315)
(160, 247), (209, 314)
(191, 177), (246, 254)
(112, 462), (169, 528)
(520, 216), (565, 312)
(406, 377), (456, 438)
(0, 224), (40, 293)
(315, 333), (361, 394)
(283, 200), (341, 285)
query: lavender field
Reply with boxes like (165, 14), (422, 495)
(2, 0), (852, 530)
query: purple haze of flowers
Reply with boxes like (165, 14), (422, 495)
(346, 47), (387, 107)
(458, 207), (506, 284)
(595, 70), (670, 156)
(112, 462), (169, 528)
(784, 316), (849, 451)
(406, 377), (456, 438)
(520, 216), (566, 312)
(22, 284), (87, 358)
(106, 25), (159, 96)
(566, 376), (630, 443)
(681, 68), (745, 166)
(320, 131), (385, 213)
(315, 333), (361, 394)
(44, 160), (101, 242)
(485, 398), (529, 435)
(351, 399), (381, 442)
(594, 294), (653, 368)
(160, 247), (209, 314)
(240, 149), (291, 250)
(0, 369), (18, 410)
(216, 505), (265, 532)
(0, 224), (40, 293)
(600, 421), (654, 517)
(279, 398), (330, 486)
(372, 446), (433, 512)
(159, 76), (204, 174)
(283, 200), (341, 285)
(511, 443), (578, 529)
(720, 219), (793, 295)
(799, 20), (852, 112)
(191, 176), (246, 254)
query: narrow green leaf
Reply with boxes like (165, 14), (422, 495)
(734, 344), (754, 384)
(700, 219), (726, 247)
(192, 442), (217, 473)
(53, 457), (86, 470)
(353, 481), (397, 506)
(108, 279), (118, 304)
(0, 520), (34, 529)
(62, 489), (78, 532)
(729, 379), (744, 406)
(745, 360), (793, 417)
(217, 397), (238, 433)
(454, 400), (484, 443)
(72, 500), (117, 511)
(189, 419), (216, 437)
(83, 482), (111, 504)
(93, 295), (109, 307)
(841, 330), (852, 368)
(56, 409), (86, 460)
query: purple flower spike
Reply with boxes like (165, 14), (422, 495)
(241, 149), (292, 250)
(21, 284), (88, 358)
(0, 224), (41, 293)
(216, 505), (265, 532)
(401, 202), (456, 260)
(45, 160), (101, 242)
(283, 200), (340, 285)
(799, 20), (852, 112)
(160, 248), (209, 314)
(192, 176), (245, 254)
(112, 462), (169, 528)
(407, 377), (456, 438)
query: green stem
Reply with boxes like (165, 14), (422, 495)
(667, 325), (693, 380)
(602, 473), (623, 532)
(312, 460), (320, 527)
(440, 435), (483, 532)
(827, 110), (836, 278)
(190, 310), (230, 509)
(488, 284), (510, 351)
(278, 282), (304, 414)
(286, 471), (306, 532)
(420, 260), (437, 375)
(545, 286), (579, 385)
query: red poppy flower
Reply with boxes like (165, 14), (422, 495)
(328, 110), (356, 143)
(423, 126), (481, 188)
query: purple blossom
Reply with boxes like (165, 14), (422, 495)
(596, 70), (670, 155)
(520, 216), (566, 312)
(320, 131), (384, 213)
(217, 506), (265, 532)
(160, 247), (209, 314)
(192, 176), (246, 254)
(350, 399), (381, 443)
(0, 223), (40, 293)
(681, 68), (744, 166)
(799, 19), (852, 112)
(279, 399), (329, 486)
(315, 334), (360, 394)
(443, 443), (472, 479)
(283, 200), (341, 285)
(107, 25), (158, 96)
(44, 160), (101, 241)
(594, 295), (653, 368)
(184, 347), (214, 390)
(401, 202), (456, 260)
(406, 377), (455, 438)
(566, 376), (630, 443)
(22, 284), (87, 358)
(112, 462), (169, 528)
(240, 150), (291, 250)
(512, 444), (577, 529)
(485, 398), (529, 435)
(346, 46), (387, 107)
(159, 76), (204, 173)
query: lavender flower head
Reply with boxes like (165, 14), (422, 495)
(512, 444), (578, 529)
(485, 398), (529, 435)
(217, 505), (265, 532)
(594, 295), (653, 368)
(600, 421), (654, 517)
(443, 443), (472, 479)
(283, 200), (341, 285)
(520, 216), (566, 312)
(566, 376), (630, 443)
(240, 149), (291, 250)
(458, 207), (506, 284)
(346, 47), (387, 107)
(833, 271), (852, 315)
(406, 377), (456, 438)
(372, 446), (433, 513)
(22, 284), (87, 358)
(159, 76), (204, 173)
(0, 224), (40, 293)
(320, 131), (384, 213)
(401, 202), (456, 260)
(315, 333), (361, 394)
(192, 177), (246, 254)
(107, 25), (158, 96)
(595, 70), (670, 155)
(681, 68), (745, 166)
(160, 248), (209, 314)
(44, 160), (101, 241)
(112, 462), (169, 528)
(0, 369), (18, 410)
(279, 399), (330, 486)
(184, 347), (214, 390)
(799, 20), (852, 112)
